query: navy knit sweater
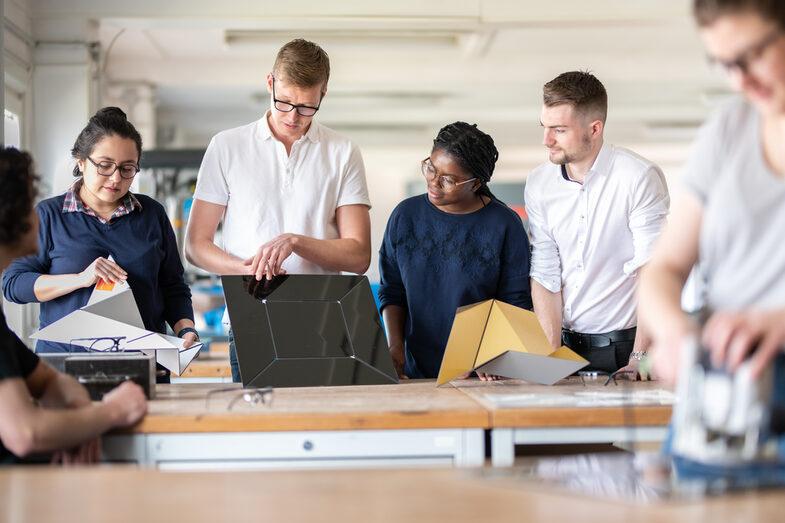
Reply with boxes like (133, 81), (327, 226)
(378, 195), (532, 379)
(2, 193), (193, 353)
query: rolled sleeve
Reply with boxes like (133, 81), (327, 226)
(525, 185), (562, 293)
(624, 166), (670, 276)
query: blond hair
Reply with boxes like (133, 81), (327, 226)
(272, 39), (330, 89)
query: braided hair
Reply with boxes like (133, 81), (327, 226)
(432, 121), (500, 202)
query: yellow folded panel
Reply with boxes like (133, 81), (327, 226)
(436, 299), (589, 386)
(436, 300), (494, 386)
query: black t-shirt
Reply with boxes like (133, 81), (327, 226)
(0, 308), (40, 464)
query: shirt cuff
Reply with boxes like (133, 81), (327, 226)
(530, 272), (561, 294)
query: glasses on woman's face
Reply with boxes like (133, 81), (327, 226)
(708, 26), (783, 79)
(87, 156), (140, 179)
(421, 158), (477, 191)
(271, 75), (323, 117)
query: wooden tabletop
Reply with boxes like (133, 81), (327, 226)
(451, 377), (674, 428)
(121, 380), (489, 434)
(175, 352), (231, 378)
(1, 465), (782, 523)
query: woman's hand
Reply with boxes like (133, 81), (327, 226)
(78, 257), (127, 288)
(389, 342), (408, 379)
(702, 308), (785, 379)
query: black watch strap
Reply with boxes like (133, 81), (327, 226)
(177, 327), (199, 340)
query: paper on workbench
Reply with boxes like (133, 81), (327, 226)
(30, 277), (202, 375)
(483, 390), (677, 408)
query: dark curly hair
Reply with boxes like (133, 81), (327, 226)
(431, 121), (500, 202)
(0, 148), (38, 247)
(71, 106), (143, 177)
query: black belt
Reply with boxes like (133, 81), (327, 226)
(562, 327), (637, 350)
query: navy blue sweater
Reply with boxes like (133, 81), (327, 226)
(378, 195), (532, 379)
(2, 194), (193, 353)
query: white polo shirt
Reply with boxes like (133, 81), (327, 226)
(525, 143), (670, 333)
(193, 112), (371, 275)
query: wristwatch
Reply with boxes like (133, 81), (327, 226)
(177, 327), (200, 340)
(629, 350), (648, 361)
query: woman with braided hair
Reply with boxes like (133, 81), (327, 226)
(378, 122), (532, 379)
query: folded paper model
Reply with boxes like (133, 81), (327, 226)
(29, 279), (202, 376)
(436, 299), (589, 386)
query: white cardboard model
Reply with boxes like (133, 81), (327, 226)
(436, 299), (589, 386)
(30, 278), (201, 376)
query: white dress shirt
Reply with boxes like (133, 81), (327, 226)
(194, 111), (371, 275)
(525, 143), (669, 333)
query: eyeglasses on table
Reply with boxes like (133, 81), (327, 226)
(205, 386), (274, 411)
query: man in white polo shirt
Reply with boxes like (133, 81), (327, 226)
(525, 71), (669, 378)
(185, 39), (372, 382)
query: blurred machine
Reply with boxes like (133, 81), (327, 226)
(671, 337), (784, 466)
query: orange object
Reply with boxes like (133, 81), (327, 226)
(95, 279), (115, 291)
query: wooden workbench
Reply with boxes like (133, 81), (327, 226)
(453, 377), (673, 466)
(104, 380), (489, 468)
(1, 465), (781, 523)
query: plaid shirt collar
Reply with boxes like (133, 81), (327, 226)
(63, 180), (142, 224)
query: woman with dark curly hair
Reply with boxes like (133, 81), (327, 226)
(1, 108), (197, 381)
(0, 147), (147, 465)
(378, 122), (532, 380)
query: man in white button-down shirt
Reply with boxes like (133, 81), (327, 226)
(525, 71), (670, 377)
(185, 39), (372, 381)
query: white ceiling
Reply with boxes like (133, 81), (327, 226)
(26, 0), (728, 148)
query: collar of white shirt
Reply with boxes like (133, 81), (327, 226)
(256, 110), (321, 145)
(561, 142), (614, 183)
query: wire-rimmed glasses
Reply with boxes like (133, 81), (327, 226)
(70, 336), (127, 353)
(421, 158), (477, 191)
(86, 157), (140, 179)
(271, 74), (323, 117)
(205, 386), (274, 411)
(707, 26), (782, 79)
(578, 369), (635, 386)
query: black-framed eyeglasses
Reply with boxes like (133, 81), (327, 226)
(271, 75), (323, 117)
(205, 386), (274, 411)
(70, 336), (127, 353)
(87, 157), (140, 179)
(421, 158), (477, 191)
(578, 369), (635, 387)
(708, 27), (783, 77)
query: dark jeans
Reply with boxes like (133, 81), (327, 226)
(562, 327), (637, 373)
(228, 329), (242, 383)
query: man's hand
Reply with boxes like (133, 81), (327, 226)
(180, 330), (200, 349)
(250, 234), (296, 280)
(78, 257), (127, 287)
(616, 358), (647, 381)
(102, 381), (147, 427)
